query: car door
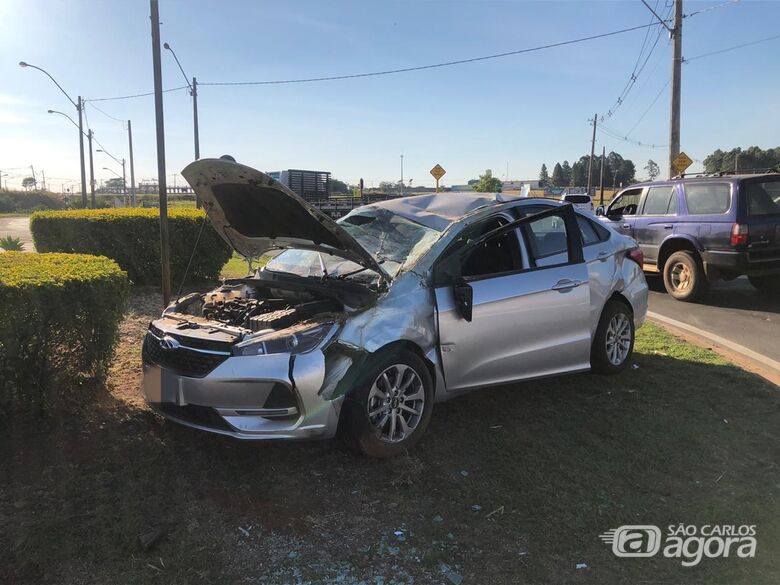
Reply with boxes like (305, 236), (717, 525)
(604, 187), (644, 239)
(632, 184), (679, 264)
(433, 205), (592, 392)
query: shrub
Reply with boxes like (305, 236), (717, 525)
(0, 190), (67, 213)
(0, 252), (129, 414)
(0, 236), (24, 251)
(30, 208), (232, 285)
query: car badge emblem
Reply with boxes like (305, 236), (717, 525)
(159, 335), (181, 350)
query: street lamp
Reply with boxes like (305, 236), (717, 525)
(48, 109), (95, 208)
(97, 148), (127, 203)
(163, 42), (200, 162)
(21, 61), (88, 207)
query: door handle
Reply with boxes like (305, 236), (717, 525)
(597, 251), (609, 262)
(552, 279), (583, 292)
(622, 223), (631, 229)
(663, 224), (673, 229)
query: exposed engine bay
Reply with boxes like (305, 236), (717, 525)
(174, 282), (343, 334)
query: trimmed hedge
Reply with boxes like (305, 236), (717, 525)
(0, 252), (129, 414)
(30, 208), (232, 285)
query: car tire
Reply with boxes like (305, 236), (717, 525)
(591, 299), (635, 375)
(338, 348), (434, 458)
(748, 274), (780, 295)
(663, 250), (709, 302)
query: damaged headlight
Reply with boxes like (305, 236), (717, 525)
(232, 322), (338, 356)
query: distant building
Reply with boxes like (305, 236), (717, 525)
(502, 180), (540, 191)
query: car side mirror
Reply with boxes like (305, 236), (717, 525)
(452, 277), (473, 322)
(595, 206), (605, 216)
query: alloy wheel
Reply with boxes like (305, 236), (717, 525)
(605, 313), (632, 366)
(367, 364), (425, 443)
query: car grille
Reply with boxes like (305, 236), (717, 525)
(156, 404), (233, 431)
(142, 331), (230, 378)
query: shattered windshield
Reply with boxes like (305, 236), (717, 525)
(263, 208), (441, 280)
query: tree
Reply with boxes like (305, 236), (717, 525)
(551, 163), (565, 187)
(561, 160), (572, 186)
(378, 181), (398, 194)
(22, 177), (37, 191)
(571, 161), (587, 187)
(704, 146), (780, 174)
(538, 164), (550, 188)
(473, 169), (502, 192)
(330, 178), (349, 193)
(644, 159), (660, 181)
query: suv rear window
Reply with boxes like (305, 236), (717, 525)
(745, 179), (780, 217)
(684, 183), (731, 215)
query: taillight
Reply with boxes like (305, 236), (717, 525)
(730, 224), (748, 247)
(628, 248), (644, 266)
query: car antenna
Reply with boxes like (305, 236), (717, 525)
(175, 200), (212, 303)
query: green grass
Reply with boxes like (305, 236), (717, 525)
(1, 304), (778, 584)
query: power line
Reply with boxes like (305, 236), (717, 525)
(199, 22), (665, 87)
(684, 33), (780, 62)
(86, 85), (189, 103)
(626, 78), (670, 136)
(684, 0), (741, 19)
(88, 101), (125, 123)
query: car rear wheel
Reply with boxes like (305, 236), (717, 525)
(591, 300), (635, 375)
(338, 348), (433, 458)
(663, 250), (708, 301)
(748, 274), (780, 295)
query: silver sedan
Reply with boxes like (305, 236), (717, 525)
(143, 159), (648, 457)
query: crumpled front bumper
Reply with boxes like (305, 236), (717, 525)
(143, 349), (342, 440)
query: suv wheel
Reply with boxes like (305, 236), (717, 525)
(663, 251), (709, 301)
(748, 274), (780, 295)
(591, 300), (635, 375)
(339, 349), (433, 458)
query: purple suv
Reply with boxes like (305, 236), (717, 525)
(597, 173), (780, 301)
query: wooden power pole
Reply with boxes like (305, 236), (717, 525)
(586, 113), (597, 195)
(668, 0), (683, 178)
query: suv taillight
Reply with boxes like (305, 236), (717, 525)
(730, 224), (748, 247)
(628, 248), (644, 266)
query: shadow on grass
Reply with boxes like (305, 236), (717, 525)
(2, 327), (779, 585)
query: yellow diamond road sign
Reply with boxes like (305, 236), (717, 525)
(672, 152), (693, 174)
(430, 164), (446, 181)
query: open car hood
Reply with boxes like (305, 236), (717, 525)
(182, 159), (390, 281)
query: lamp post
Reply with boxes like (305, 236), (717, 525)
(47, 108), (94, 207)
(97, 149), (127, 203)
(20, 61), (87, 207)
(164, 41), (200, 207)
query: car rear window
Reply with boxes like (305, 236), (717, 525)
(684, 183), (731, 215)
(564, 195), (591, 204)
(577, 216), (610, 246)
(744, 179), (780, 217)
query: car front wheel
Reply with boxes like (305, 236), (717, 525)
(339, 348), (433, 458)
(591, 300), (635, 375)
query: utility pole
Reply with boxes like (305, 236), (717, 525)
(668, 0), (683, 178)
(400, 155), (404, 197)
(78, 97), (87, 207)
(151, 0), (172, 306)
(586, 113), (597, 195)
(192, 77), (200, 160)
(127, 120), (137, 206)
(598, 146), (606, 207)
(87, 130), (96, 208)
(41, 169), (46, 191)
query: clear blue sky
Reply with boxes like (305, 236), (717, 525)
(1, 0), (778, 191)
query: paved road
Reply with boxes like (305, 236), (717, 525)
(646, 275), (780, 364)
(0, 215), (34, 250)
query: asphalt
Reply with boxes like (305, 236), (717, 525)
(2, 214), (778, 372)
(646, 274), (780, 365)
(0, 215), (35, 250)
